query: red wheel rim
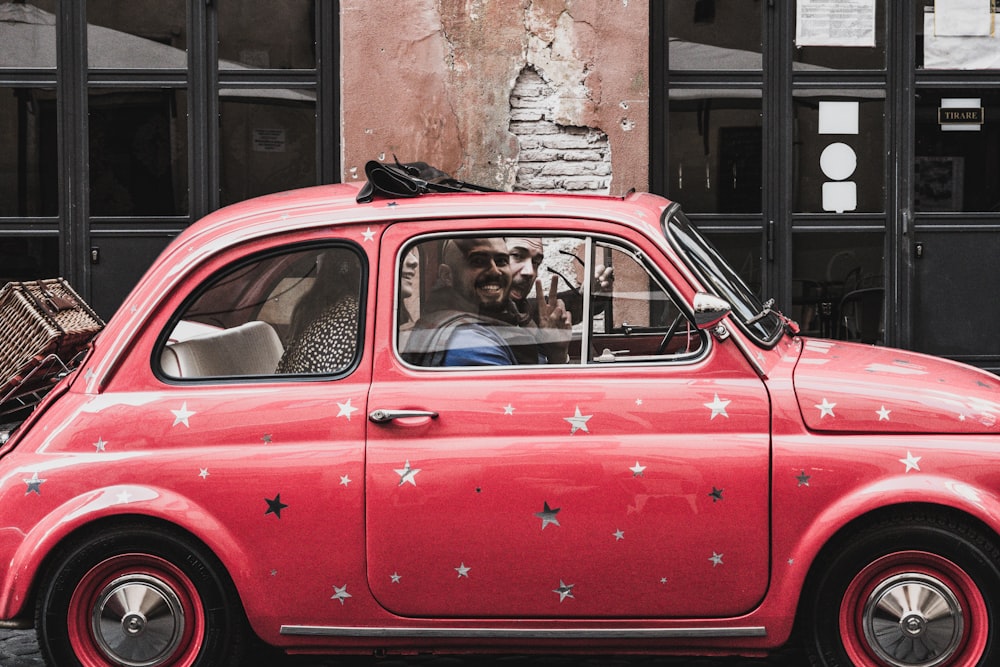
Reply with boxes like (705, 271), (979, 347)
(839, 550), (988, 667)
(66, 553), (205, 667)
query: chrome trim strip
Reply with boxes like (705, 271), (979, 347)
(280, 625), (767, 639)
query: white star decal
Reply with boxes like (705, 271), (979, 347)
(613, 529), (625, 541)
(553, 580), (575, 601)
(339, 475), (351, 487)
(877, 405), (891, 421)
(390, 572), (401, 583)
(23, 472), (45, 495)
(815, 398), (836, 418)
(336, 398), (359, 420)
(394, 460), (421, 486)
(362, 227), (376, 242)
(564, 406), (592, 434)
(199, 468), (209, 479)
(635, 398), (643, 406)
(331, 584), (351, 605)
(455, 562), (471, 578)
(503, 403), (515, 415)
(709, 552), (724, 567)
(629, 461), (646, 477)
(900, 451), (921, 473)
(704, 393), (731, 419)
(93, 437), (107, 452)
(116, 490), (133, 504)
(171, 402), (195, 427)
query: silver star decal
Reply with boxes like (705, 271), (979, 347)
(535, 501), (561, 529)
(503, 403), (515, 415)
(564, 406), (592, 434)
(199, 468), (209, 479)
(704, 393), (730, 419)
(553, 580), (575, 602)
(876, 405), (891, 421)
(796, 470), (811, 487)
(394, 460), (421, 486)
(339, 475), (351, 487)
(900, 450), (921, 473)
(709, 552), (724, 567)
(23, 472), (45, 495)
(629, 461), (646, 477)
(455, 562), (471, 578)
(331, 584), (351, 605)
(815, 398), (836, 418)
(171, 402), (195, 427)
(336, 399), (359, 420)
(613, 529), (625, 541)
(93, 437), (107, 452)
(390, 572), (401, 583)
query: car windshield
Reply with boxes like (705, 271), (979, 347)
(662, 205), (783, 345)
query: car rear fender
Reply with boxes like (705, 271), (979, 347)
(0, 484), (254, 621)
(776, 474), (1000, 617)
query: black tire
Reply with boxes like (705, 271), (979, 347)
(803, 511), (1000, 667)
(34, 522), (250, 667)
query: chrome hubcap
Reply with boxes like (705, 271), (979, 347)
(863, 572), (963, 667)
(91, 574), (185, 667)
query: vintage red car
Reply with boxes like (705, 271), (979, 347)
(0, 168), (998, 667)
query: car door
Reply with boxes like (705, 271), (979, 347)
(366, 220), (770, 619)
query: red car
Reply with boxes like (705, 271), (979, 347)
(0, 168), (998, 667)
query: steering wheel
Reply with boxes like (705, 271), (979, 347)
(656, 313), (684, 355)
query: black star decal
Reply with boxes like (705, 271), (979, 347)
(796, 471), (811, 487)
(535, 501), (561, 529)
(709, 487), (723, 502)
(265, 494), (288, 518)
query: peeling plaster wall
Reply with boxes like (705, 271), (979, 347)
(341, 0), (648, 195)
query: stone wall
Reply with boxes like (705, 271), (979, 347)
(341, 0), (649, 195)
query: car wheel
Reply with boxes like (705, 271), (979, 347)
(804, 511), (1000, 667)
(35, 523), (249, 667)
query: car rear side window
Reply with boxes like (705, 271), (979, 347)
(158, 243), (365, 380)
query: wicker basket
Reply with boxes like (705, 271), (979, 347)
(0, 279), (104, 412)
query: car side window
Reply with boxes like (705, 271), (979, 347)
(395, 234), (702, 368)
(587, 241), (705, 364)
(158, 244), (364, 379)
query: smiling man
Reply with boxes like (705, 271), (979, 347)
(403, 237), (546, 367)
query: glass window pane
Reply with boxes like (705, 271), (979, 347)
(915, 89), (1000, 213)
(218, 0), (315, 69)
(89, 89), (189, 217)
(793, 0), (886, 70)
(0, 2), (57, 68)
(667, 98), (762, 214)
(703, 231), (763, 298)
(87, 0), (187, 68)
(219, 94), (316, 206)
(917, 0), (1000, 70)
(0, 236), (59, 283)
(667, 1), (761, 71)
(0, 87), (57, 217)
(792, 231), (884, 342)
(793, 93), (885, 214)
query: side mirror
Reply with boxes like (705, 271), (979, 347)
(692, 292), (731, 329)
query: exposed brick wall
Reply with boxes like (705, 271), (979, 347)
(509, 67), (611, 194)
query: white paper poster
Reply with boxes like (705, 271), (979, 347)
(934, 0), (992, 37)
(796, 0), (876, 47)
(925, 14), (1000, 68)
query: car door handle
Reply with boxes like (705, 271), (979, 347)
(368, 409), (439, 423)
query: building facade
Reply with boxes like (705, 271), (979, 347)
(1, 1), (998, 372)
